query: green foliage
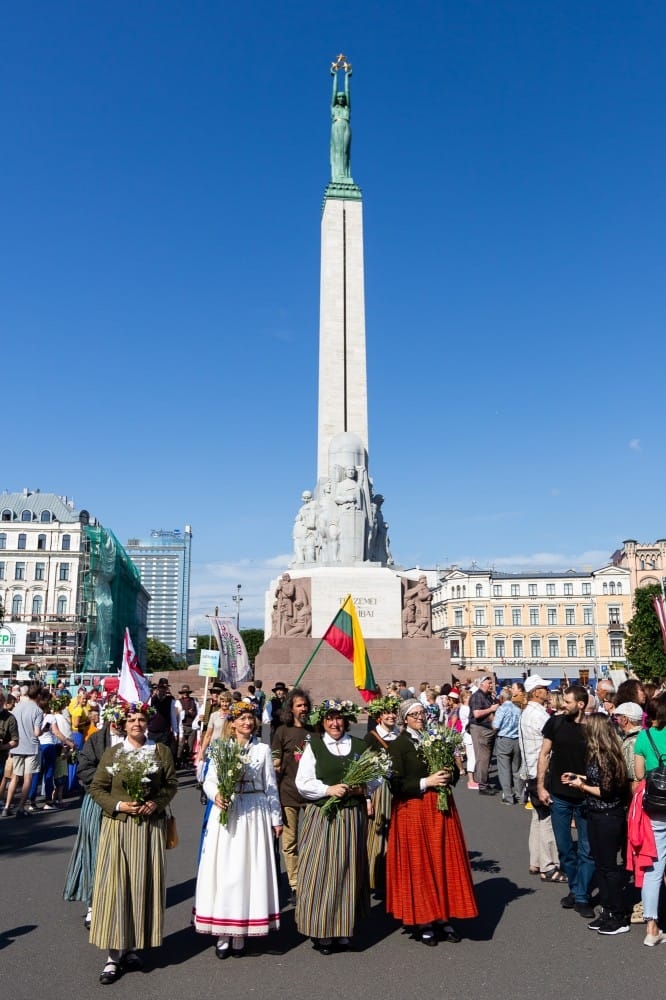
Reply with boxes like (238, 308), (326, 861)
(625, 584), (666, 681)
(146, 636), (176, 674)
(240, 629), (264, 664)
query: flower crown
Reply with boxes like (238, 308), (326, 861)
(122, 700), (156, 717)
(102, 704), (128, 726)
(230, 700), (256, 719)
(366, 695), (401, 718)
(308, 698), (361, 725)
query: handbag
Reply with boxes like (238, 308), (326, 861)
(165, 807), (179, 849)
(643, 730), (666, 817)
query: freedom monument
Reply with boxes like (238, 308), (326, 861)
(255, 57), (450, 697)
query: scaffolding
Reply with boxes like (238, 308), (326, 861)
(82, 524), (143, 672)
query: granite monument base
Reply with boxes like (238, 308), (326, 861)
(254, 636), (452, 706)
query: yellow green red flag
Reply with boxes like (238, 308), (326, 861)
(322, 594), (377, 702)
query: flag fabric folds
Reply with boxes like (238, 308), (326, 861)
(653, 594), (666, 654)
(210, 617), (252, 688)
(322, 594), (377, 702)
(118, 627), (152, 704)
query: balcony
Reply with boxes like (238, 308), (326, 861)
(607, 620), (625, 633)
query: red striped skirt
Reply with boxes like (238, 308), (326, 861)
(386, 791), (478, 926)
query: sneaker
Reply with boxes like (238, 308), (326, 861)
(597, 916), (630, 936)
(560, 892), (575, 909)
(643, 931), (666, 947)
(574, 902), (596, 919)
(588, 910), (608, 931)
(25, 803), (37, 813)
(1, 807), (13, 818)
(42, 803), (56, 811)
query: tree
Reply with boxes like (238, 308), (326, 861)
(240, 629), (264, 665)
(624, 584), (666, 681)
(146, 637), (176, 674)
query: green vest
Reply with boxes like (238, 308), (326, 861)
(309, 734), (367, 809)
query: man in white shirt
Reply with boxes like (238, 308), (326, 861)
(520, 676), (561, 880)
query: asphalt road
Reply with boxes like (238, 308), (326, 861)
(0, 739), (658, 1000)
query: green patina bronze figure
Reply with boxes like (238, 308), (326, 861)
(330, 54), (352, 182)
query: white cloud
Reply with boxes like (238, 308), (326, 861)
(451, 550), (611, 572)
(629, 438), (641, 451)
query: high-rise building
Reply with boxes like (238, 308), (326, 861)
(126, 527), (192, 656)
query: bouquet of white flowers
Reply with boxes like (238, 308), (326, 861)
(208, 738), (247, 826)
(106, 746), (160, 824)
(418, 722), (463, 813)
(321, 747), (392, 819)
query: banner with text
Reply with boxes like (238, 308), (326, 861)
(210, 617), (252, 688)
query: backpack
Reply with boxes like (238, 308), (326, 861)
(643, 729), (666, 817)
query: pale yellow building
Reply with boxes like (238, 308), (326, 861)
(432, 564), (632, 682)
(611, 539), (666, 592)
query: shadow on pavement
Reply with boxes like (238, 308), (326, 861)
(465, 877), (535, 941)
(0, 925), (38, 951)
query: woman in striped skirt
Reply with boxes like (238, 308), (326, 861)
(364, 696), (400, 896)
(63, 703), (127, 929)
(88, 703), (178, 985)
(386, 699), (478, 946)
(295, 699), (370, 955)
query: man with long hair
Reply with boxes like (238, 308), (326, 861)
(271, 688), (312, 905)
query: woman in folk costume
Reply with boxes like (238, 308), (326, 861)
(194, 702), (282, 959)
(364, 695), (400, 895)
(386, 698), (478, 946)
(295, 699), (372, 955)
(88, 702), (178, 985)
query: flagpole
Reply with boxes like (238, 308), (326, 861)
(292, 594), (352, 688)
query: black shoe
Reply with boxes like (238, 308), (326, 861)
(478, 787), (497, 796)
(420, 927), (437, 947)
(597, 916), (630, 936)
(588, 910), (607, 931)
(122, 951), (143, 971)
(215, 944), (230, 960)
(99, 961), (122, 985)
(316, 938), (333, 955)
(437, 924), (461, 943)
(560, 892), (575, 909)
(574, 902), (595, 919)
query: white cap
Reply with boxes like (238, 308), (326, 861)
(612, 702), (643, 723)
(524, 675), (550, 694)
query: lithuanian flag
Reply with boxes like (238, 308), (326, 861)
(322, 594), (378, 702)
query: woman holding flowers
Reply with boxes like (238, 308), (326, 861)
(88, 703), (178, 984)
(295, 699), (386, 955)
(193, 702), (282, 959)
(386, 699), (478, 947)
(364, 695), (400, 895)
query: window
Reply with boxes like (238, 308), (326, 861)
(35, 562), (45, 581)
(511, 584), (520, 597)
(495, 639), (505, 657)
(15, 562), (25, 580)
(528, 583), (537, 597)
(582, 583), (591, 595)
(454, 609), (463, 626)
(20, 510), (32, 522)
(546, 583), (555, 596)
(547, 607), (557, 625)
(512, 608), (521, 626)
(37, 534), (46, 550)
(450, 639), (460, 657)
(59, 563), (69, 581)
(585, 639), (594, 657)
(565, 607), (575, 625)
(529, 607), (539, 626)
(40, 509), (51, 522)
(583, 606), (593, 625)
(492, 584), (502, 597)
(0, 561), (4, 580)
(494, 608), (504, 626)
(1, 509), (11, 521)
(31, 594), (43, 619)
(56, 594), (67, 616)
(18, 533), (26, 550)
(608, 606), (621, 625)
(603, 583), (608, 594)
(531, 638), (541, 657)
(512, 639), (523, 658)
(474, 608), (485, 626)
(609, 581), (615, 594)
(564, 583), (573, 596)
(0, 533), (6, 549)
(62, 534), (71, 551)
(549, 639), (559, 657)
(610, 639), (623, 658)
(11, 594), (23, 618)
(475, 583), (482, 597)
(567, 639), (577, 657)
(475, 639), (486, 658)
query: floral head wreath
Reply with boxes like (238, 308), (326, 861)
(367, 695), (401, 719)
(50, 695), (69, 713)
(308, 698), (361, 726)
(230, 700), (256, 719)
(122, 700), (156, 718)
(102, 704), (128, 726)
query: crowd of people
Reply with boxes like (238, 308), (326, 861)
(2, 668), (666, 981)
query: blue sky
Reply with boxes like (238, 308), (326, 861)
(3, 2), (665, 631)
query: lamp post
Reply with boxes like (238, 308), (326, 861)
(232, 585), (243, 630)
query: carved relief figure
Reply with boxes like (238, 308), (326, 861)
(275, 572), (296, 636)
(293, 490), (318, 564)
(403, 575), (433, 639)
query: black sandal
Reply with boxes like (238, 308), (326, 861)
(99, 960), (122, 985)
(122, 951), (143, 971)
(540, 867), (567, 883)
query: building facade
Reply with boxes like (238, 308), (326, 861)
(126, 527), (192, 656)
(611, 538), (666, 592)
(0, 489), (148, 676)
(432, 564), (632, 682)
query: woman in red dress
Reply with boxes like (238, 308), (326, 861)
(386, 698), (478, 946)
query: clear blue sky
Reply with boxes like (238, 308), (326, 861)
(3, 2), (665, 631)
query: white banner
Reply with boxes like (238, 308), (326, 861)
(210, 617), (251, 688)
(199, 648), (220, 678)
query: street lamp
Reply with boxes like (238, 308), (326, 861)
(232, 584), (243, 630)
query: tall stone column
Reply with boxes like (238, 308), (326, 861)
(317, 194), (368, 480)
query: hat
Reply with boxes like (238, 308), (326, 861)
(448, 689), (460, 700)
(210, 683), (224, 694)
(157, 677), (169, 687)
(524, 675), (550, 694)
(398, 698), (423, 727)
(612, 702), (643, 723)
(272, 682), (287, 693)
(178, 685), (191, 695)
